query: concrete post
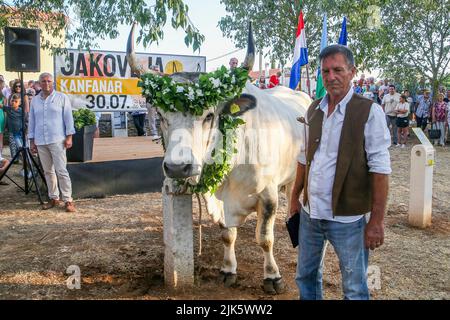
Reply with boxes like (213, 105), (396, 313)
(408, 143), (434, 228)
(162, 179), (194, 288)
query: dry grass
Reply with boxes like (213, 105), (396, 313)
(0, 137), (449, 300)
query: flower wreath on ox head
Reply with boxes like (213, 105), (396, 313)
(127, 21), (256, 194)
(137, 67), (249, 194)
(138, 66), (249, 116)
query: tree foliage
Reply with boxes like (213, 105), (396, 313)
(379, 0), (449, 95)
(219, 0), (449, 93)
(218, 0), (387, 70)
(0, 0), (204, 54)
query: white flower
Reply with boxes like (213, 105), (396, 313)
(223, 72), (230, 78)
(144, 89), (150, 95)
(231, 76), (236, 84)
(176, 86), (185, 93)
(187, 87), (195, 101)
(196, 89), (203, 96)
(211, 78), (221, 88)
(145, 79), (149, 86)
(163, 88), (170, 95)
(150, 82), (157, 89)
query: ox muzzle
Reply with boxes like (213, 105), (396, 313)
(163, 162), (201, 179)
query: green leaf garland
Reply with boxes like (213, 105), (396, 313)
(138, 66), (249, 115)
(139, 66), (249, 193)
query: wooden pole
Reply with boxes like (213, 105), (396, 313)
(305, 64), (312, 97)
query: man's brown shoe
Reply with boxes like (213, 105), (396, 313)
(65, 201), (76, 213)
(42, 199), (61, 210)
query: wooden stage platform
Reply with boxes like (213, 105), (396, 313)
(67, 137), (165, 199)
(87, 136), (164, 163)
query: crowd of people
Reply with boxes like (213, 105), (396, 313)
(348, 76), (449, 147)
(256, 71), (282, 90)
(233, 55), (449, 148)
(0, 73), (76, 212)
(0, 75), (39, 161)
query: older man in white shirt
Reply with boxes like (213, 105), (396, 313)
(29, 72), (76, 212)
(290, 45), (391, 300)
(382, 85), (401, 146)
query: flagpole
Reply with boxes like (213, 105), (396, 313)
(305, 64), (311, 97)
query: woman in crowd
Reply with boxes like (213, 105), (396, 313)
(9, 80), (29, 113)
(447, 101), (450, 144)
(377, 87), (385, 105)
(0, 90), (5, 157)
(403, 90), (415, 124)
(9, 80), (30, 158)
(258, 76), (266, 89)
(431, 93), (448, 147)
(363, 84), (375, 100)
(268, 74), (280, 89)
(395, 94), (410, 148)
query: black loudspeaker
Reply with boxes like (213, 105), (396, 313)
(4, 27), (40, 72)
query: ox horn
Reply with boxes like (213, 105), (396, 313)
(126, 22), (153, 77)
(241, 21), (255, 72)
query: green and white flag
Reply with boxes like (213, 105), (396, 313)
(315, 13), (327, 100)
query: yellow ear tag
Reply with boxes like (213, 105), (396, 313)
(230, 103), (240, 114)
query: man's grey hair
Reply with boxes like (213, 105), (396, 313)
(319, 44), (355, 67)
(39, 72), (53, 82)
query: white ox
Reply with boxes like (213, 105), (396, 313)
(128, 24), (310, 294)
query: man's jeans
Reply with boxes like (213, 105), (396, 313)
(295, 209), (369, 300)
(386, 115), (398, 145)
(12, 131), (26, 157)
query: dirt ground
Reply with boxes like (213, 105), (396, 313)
(0, 137), (449, 300)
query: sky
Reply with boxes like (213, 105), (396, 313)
(95, 0), (262, 72)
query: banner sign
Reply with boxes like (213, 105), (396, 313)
(54, 49), (206, 112)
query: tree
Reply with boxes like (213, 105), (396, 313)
(0, 0), (204, 54)
(218, 0), (387, 71)
(218, 0), (449, 95)
(379, 0), (450, 98)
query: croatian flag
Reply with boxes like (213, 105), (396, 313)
(289, 11), (308, 90)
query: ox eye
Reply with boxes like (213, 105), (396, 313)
(204, 113), (214, 122)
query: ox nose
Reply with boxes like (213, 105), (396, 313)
(163, 162), (198, 179)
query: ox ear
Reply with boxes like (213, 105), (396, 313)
(222, 94), (256, 117)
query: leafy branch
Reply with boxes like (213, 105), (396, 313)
(0, 0), (205, 54)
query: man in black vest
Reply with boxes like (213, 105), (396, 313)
(290, 45), (391, 300)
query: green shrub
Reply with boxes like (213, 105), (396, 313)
(73, 108), (96, 130)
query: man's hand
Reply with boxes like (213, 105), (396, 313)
(365, 218), (384, 250)
(367, 173), (388, 250)
(64, 135), (73, 149)
(290, 198), (301, 217)
(30, 140), (38, 154)
(290, 163), (306, 217)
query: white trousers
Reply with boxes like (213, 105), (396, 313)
(37, 141), (73, 202)
(433, 121), (446, 145)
